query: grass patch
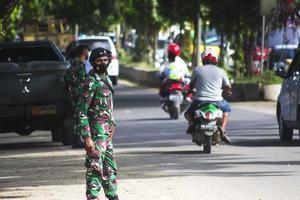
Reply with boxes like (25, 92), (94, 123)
(118, 50), (157, 71)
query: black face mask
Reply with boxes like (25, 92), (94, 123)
(94, 63), (108, 74)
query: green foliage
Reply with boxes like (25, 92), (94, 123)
(118, 0), (164, 63)
(3, 7), (22, 39)
(16, 0), (119, 34)
(0, 19), (5, 38)
(235, 70), (283, 85)
(0, 0), (19, 39)
(157, 0), (200, 25)
(119, 50), (156, 71)
(260, 70), (283, 85)
(203, 0), (261, 77)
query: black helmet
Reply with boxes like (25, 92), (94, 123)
(89, 47), (112, 64)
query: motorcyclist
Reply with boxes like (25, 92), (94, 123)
(158, 43), (191, 100)
(184, 48), (232, 143)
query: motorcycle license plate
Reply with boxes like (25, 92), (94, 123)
(200, 124), (218, 131)
(169, 94), (182, 101)
(31, 105), (56, 116)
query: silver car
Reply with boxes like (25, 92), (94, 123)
(275, 50), (300, 141)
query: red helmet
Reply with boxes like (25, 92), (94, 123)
(168, 43), (181, 56)
(202, 48), (218, 64)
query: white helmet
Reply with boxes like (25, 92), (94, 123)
(201, 48), (218, 64)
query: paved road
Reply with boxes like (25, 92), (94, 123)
(0, 83), (300, 200)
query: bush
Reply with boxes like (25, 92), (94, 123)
(260, 70), (283, 85)
(234, 70), (283, 85)
(119, 49), (156, 71)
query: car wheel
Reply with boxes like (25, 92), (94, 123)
(203, 135), (212, 153)
(279, 112), (293, 141)
(109, 76), (118, 85)
(51, 128), (62, 142)
(61, 117), (74, 146)
(16, 129), (33, 136)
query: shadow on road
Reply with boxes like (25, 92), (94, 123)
(231, 138), (300, 147)
(126, 117), (173, 121)
(0, 141), (61, 150)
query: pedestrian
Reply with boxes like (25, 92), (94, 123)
(78, 47), (119, 200)
(65, 44), (91, 148)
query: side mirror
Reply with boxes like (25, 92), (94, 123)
(274, 66), (287, 78)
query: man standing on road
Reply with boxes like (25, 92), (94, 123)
(78, 47), (119, 200)
(65, 45), (91, 148)
(184, 48), (232, 143)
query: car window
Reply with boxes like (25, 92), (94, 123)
(287, 50), (300, 77)
(273, 49), (296, 61)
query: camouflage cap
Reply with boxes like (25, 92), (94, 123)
(89, 47), (112, 63)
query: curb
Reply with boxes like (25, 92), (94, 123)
(119, 64), (160, 88)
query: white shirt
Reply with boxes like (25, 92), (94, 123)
(159, 56), (189, 80)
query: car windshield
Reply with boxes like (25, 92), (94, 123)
(0, 46), (60, 62)
(273, 48), (296, 61)
(78, 39), (111, 51)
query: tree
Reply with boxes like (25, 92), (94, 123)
(269, 0), (300, 28)
(157, 0), (201, 65)
(203, 0), (261, 77)
(47, 0), (119, 34)
(0, 0), (19, 38)
(118, 0), (164, 63)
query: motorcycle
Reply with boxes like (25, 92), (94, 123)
(161, 79), (191, 119)
(191, 103), (223, 153)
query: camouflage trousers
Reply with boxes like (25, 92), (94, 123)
(85, 138), (118, 200)
(71, 100), (81, 136)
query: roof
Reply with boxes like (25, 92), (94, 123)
(0, 40), (54, 46)
(76, 35), (112, 41)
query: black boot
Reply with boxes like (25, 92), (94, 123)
(186, 122), (195, 134)
(219, 127), (231, 144)
(72, 135), (84, 148)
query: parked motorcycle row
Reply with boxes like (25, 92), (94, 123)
(159, 77), (224, 154)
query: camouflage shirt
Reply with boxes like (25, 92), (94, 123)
(65, 57), (87, 101)
(79, 70), (115, 139)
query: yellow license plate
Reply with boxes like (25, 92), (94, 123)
(31, 105), (57, 116)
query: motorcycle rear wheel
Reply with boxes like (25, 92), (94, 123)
(169, 106), (180, 119)
(203, 135), (212, 153)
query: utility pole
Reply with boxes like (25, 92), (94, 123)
(260, 0), (276, 73)
(196, 13), (202, 67)
(261, 15), (266, 73)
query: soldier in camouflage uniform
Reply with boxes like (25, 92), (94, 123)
(65, 45), (90, 148)
(78, 47), (119, 200)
